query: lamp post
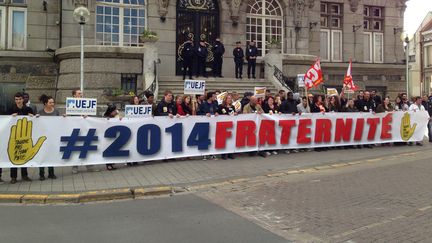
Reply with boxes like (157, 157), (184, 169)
(401, 32), (413, 99)
(73, 6), (90, 95)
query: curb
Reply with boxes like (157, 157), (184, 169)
(0, 150), (422, 205)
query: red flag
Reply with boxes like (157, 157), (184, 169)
(343, 59), (356, 90)
(304, 59), (323, 90)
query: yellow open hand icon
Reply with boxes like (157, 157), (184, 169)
(8, 117), (47, 165)
(400, 112), (417, 142)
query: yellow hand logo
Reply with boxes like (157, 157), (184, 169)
(400, 112), (417, 141)
(8, 118), (47, 165)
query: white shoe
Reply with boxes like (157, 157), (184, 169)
(202, 156), (208, 161)
(292, 149), (299, 153)
(284, 150), (290, 154)
(72, 166), (79, 174)
(272, 151), (278, 155)
(265, 151), (272, 156)
(211, 155), (218, 160)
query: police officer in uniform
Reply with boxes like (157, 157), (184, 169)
(196, 41), (208, 78)
(212, 38), (225, 78)
(181, 40), (194, 80)
(233, 41), (244, 79)
(246, 40), (258, 79)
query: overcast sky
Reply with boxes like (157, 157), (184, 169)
(404, 0), (432, 35)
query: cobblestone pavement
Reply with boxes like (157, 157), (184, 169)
(199, 146), (432, 242)
(0, 143), (428, 193)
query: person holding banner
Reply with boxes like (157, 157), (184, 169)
(262, 96), (280, 114)
(197, 92), (219, 116)
(175, 95), (187, 116)
(243, 96), (263, 114)
(296, 96), (310, 114)
(7, 92), (34, 184)
(328, 95), (341, 112)
(344, 98), (359, 112)
(36, 94), (59, 181)
(376, 97), (394, 113)
(311, 95), (328, 113)
(181, 95), (193, 116)
(280, 92), (298, 115)
(103, 105), (119, 170)
(218, 94), (237, 160)
(156, 91), (177, 117)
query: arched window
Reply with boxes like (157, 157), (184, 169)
(246, 0), (283, 56)
(96, 0), (146, 47)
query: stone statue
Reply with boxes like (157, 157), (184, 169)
(348, 0), (359, 12)
(227, 0), (242, 25)
(158, 0), (170, 18)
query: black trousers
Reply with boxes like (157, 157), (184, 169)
(39, 167), (54, 177)
(197, 57), (207, 77)
(234, 59), (243, 78)
(182, 58), (193, 79)
(10, 168), (28, 179)
(213, 56), (223, 76)
(247, 59), (256, 77)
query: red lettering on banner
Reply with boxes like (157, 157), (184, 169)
(380, 113), (393, 140)
(335, 118), (353, 142)
(314, 119), (332, 143)
(259, 120), (276, 145)
(354, 118), (364, 141)
(367, 117), (380, 140)
(297, 119), (312, 144)
(215, 121), (233, 149)
(236, 120), (256, 147)
(279, 120), (296, 144)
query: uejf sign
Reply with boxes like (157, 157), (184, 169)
(125, 105), (152, 118)
(184, 79), (205, 95)
(66, 98), (97, 116)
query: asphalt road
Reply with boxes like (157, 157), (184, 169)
(0, 194), (287, 243)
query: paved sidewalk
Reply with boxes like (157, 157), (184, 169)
(0, 143), (428, 193)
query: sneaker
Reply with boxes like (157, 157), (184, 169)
(202, 156), (208, 161)
(284, 150), (290, 154)
(292, 149), (299, 153)
(39, 176), (46, 181)
(272, 151), (278, 155)
(22, 176), (32, 182)
(48, 175), (57, 179)
(265, 151), (272, 156)
(210, 155), (218, 160)
(10, 178), (17, 184)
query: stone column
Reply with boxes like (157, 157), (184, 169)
(142, 41), (159, 91)
(263, 46), (285, 91)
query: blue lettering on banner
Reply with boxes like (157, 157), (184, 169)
(137, 124), (161, 155)
(165, 123), (183, 152)
(187, 123), (211, 150)
(103, 126), (131, 157)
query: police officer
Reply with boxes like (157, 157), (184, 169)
(233, 41), (244, 79)
(181, 40), (194, 80)
(196, 41), (208, 78)
(212, 38), (225, 78)
(246, 40), (258, 79)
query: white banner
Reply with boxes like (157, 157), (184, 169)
(184, 79), (205, 95)
(65, 98), (97, 116)
(0, 111), (428, 167)
(125, 105), (152, 118)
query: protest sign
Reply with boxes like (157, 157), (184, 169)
(65, 98), (97, 116)
(125, 105), (153, 118)
(184, 79), (205, 95)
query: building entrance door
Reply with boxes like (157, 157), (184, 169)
(176, 0), (219, 76)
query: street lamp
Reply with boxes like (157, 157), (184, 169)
(73, 6), (90, 95)
(401, 32), (413, 99)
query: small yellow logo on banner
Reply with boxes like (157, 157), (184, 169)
(400, 112), (417, 141)
(8, 118), (46, 165)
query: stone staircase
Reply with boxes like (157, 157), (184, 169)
(157, 76), (280, 98)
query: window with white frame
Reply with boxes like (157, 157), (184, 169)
(320, 2), (343, 62)
(0, 7), (5, 49)
(96, 0), (146, 47)
(246, 0), (283, 56)
(364, 6), (384, 63)
(8, 7), (26, 50)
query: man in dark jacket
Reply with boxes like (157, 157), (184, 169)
(246, 40), (258, 79)
(280, 92), (298, 114)
(358, 91), (376, 112)
(8, 92), (34, 184)
(371, 90), (382, 106)
(196, 41), (208, 78)
(233, 41), (244, 79)
(155, 90), (177, 116)
(212, 38), (225, 78)
(181, 40), (194, 80)
(240, 92), (253, 110)
(198, 92), (219, 116)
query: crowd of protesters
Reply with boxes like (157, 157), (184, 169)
(1, 88), (431, 184)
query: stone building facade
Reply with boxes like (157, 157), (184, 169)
(0, 0), (408, 114)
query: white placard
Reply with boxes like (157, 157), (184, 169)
(65, 98), (97, 116)
(125, 105), (153, 118)
(297, 74), (305, 88)
(254, 87), (266, 98)
(184, 79), (206, 95)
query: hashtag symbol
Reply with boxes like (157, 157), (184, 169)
(60, 129), (98, 159)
